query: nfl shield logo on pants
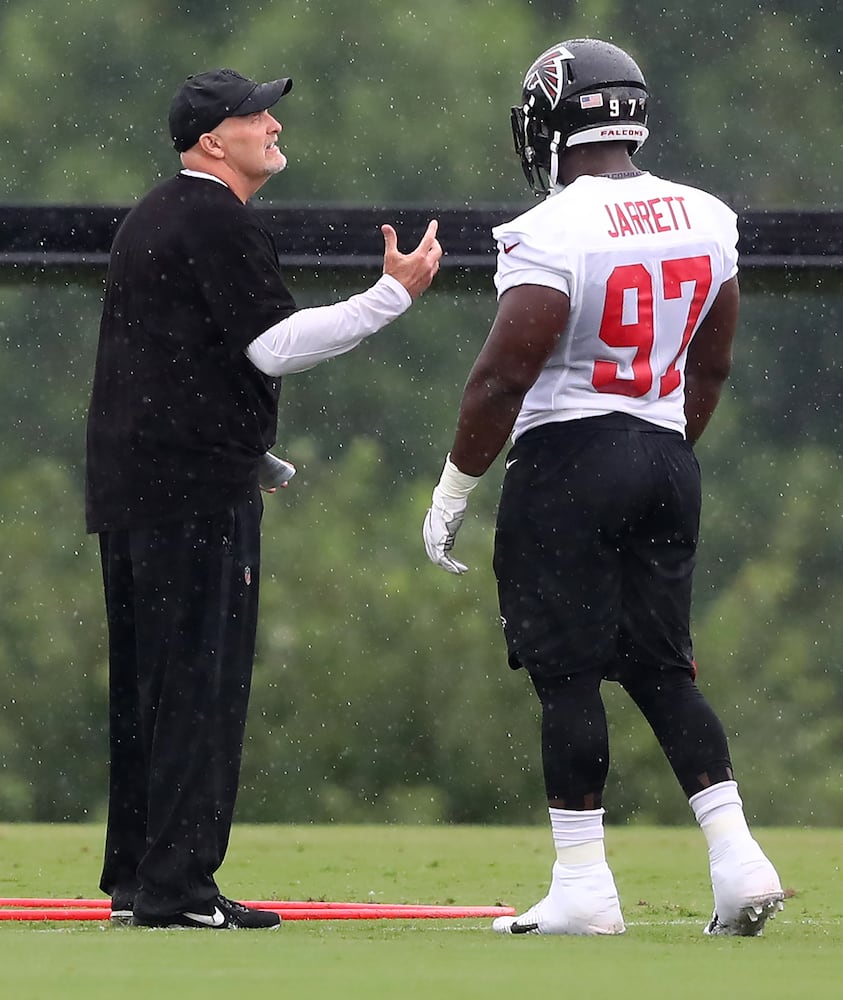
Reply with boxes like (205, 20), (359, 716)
(244, 565), (251, 586)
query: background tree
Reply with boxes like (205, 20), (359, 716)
(0, 0), (841, 825)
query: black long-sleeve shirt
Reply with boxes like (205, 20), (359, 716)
(86, 173), (297, 532)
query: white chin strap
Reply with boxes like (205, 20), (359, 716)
(549, 129), (562, 188)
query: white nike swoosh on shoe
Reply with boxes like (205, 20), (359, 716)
(183, 906), (226, 927)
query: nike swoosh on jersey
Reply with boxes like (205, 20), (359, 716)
(503, 242), (521, 254)
(183, 906), (226, 927)
(505, 458), (519, 469)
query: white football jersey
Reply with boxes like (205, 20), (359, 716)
(492, 172), (738, 440)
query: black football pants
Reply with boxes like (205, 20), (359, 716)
(97, 494), (261, 915)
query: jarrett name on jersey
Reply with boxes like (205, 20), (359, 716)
(492, 172), (738, 441)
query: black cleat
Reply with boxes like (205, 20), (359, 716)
(133, 894), (281, 930)
(110, 889), (135, 925)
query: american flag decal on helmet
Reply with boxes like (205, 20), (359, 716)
(524, 44), (575, 110)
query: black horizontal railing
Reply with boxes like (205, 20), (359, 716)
(2, 204), (842, 277)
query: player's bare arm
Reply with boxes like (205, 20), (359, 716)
(684, 276), (739, 445)
(381, 220), (442, 298)
(450, 284), (570, 476)
(422, 283), (569, 574)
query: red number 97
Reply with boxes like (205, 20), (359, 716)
(592, 255), (713, 398)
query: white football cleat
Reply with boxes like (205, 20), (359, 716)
(493, 863), (625, 936)
(704, 848), (784, 936)
(704, 894), (784, 937)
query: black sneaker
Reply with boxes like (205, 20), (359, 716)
(110, 889), (135, 925)
(132, 895), (281, 930)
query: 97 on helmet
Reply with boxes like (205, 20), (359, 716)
(511, 38), (650, 195)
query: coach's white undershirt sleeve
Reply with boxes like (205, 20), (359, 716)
(245, 274), (412, 376)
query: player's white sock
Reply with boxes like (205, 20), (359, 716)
(548, 807), (618, 906)
(689, 780), (754, 853)
(549, 806), (607, 866)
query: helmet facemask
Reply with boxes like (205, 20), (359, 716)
(511, 100), (563, 196)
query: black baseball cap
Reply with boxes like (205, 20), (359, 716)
(169, 68), (293, 152)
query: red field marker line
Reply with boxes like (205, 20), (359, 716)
(0, 898), (513, 913)
(0, 899), (515, 922)
(0, 899), (106, 908)
(0, 909), (109, 921)
(272, 906), (515, 920)
(0, 898), (514, 914)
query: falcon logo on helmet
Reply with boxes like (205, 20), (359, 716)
(523, 45), (575, 110)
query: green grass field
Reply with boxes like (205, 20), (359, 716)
(0, 823), (840, 999)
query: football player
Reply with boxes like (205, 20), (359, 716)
(423, 38), (784, 937)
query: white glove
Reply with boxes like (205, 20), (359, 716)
(423, 491), (469, 574)
(423, 455), (480, 574)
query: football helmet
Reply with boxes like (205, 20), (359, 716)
(511, 38), (649, 195)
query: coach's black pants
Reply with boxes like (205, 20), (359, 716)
(98, 494), (261, 915)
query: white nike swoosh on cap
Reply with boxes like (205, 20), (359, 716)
(183, 906), (226, 927)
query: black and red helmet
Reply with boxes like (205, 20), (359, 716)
(511, 39), (649, 194)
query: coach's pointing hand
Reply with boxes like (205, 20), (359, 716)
(382, 220), (442, 298)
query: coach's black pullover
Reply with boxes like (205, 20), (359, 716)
(86, 173), (297, 533)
